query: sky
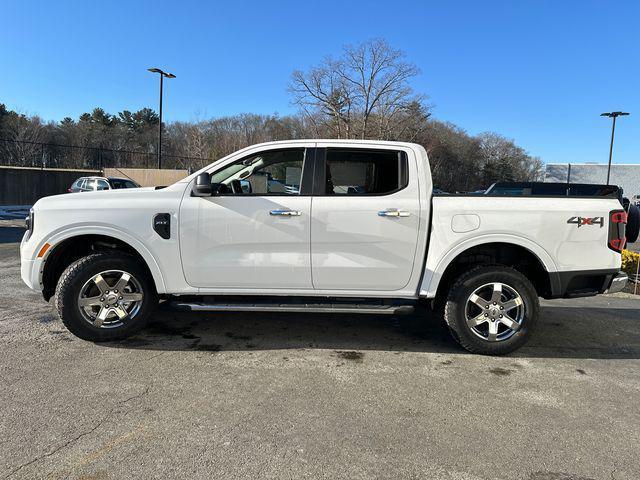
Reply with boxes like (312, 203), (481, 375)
(1, 0), (639, 165)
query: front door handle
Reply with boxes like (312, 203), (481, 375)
(270, 210), (302, 216)
(378, 209), (410, 217)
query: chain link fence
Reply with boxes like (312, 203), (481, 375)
(0, 138), (210, 171)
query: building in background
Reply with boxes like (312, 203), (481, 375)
(544, 163), (640, 199)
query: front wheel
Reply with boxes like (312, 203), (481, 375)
(443, 266), (539, 355)
(54, 252), (158, 341)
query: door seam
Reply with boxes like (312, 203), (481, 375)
(309, 144), (317, 289)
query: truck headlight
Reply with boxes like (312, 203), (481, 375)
(25, 208), (34, 238)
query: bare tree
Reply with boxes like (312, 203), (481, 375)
(477, 132), (542, 184)
(185, 124), (208, 160)
(3, 114), (46, 166)
(339, 39), (423, 138)
(290, 60), (352, 138)
(289, 39), (426, 139)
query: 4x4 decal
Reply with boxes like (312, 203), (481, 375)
(567, 216), (604, 228)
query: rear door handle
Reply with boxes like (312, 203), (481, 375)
(270, 210), (302, 216)
(378, 209), (410, 217)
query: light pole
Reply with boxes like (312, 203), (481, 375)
(600, 111), (629, 185)
(148, 68), (176, 169)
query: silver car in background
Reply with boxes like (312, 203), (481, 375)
(68, 177), (140, 193)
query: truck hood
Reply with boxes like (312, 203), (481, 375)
(33, 187), (166, 211)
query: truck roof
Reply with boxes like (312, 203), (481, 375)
(243, 139), (424, 149)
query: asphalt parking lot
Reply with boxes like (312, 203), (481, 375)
(1, 223), (639, 480)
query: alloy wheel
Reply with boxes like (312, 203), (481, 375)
(465, 282), (525, 342)
(77, 270), (144, 328)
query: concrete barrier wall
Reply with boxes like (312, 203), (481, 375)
(103, 168), (188, 187)
(0, 166), (100, 205)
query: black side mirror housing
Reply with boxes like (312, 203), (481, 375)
(193, 172), (212, 197)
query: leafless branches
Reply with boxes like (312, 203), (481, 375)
(289, 39), (428, 140)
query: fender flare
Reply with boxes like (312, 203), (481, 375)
(40, 224), (167, 294)
(420, 234), (557, 298)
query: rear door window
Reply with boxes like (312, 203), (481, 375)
(109, 179), (138, 189)
(96, 179), (110, 190)
(109, 179), (129, 189)
(322, 149), (407, 195)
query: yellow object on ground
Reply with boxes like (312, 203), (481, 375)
(622, 249), (639, 279)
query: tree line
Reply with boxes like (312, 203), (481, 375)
(0, 39), (542, 192)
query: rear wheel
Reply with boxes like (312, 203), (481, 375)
(54, 252), (157, 341)
(444, 266), (539, 355)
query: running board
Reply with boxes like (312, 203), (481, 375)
(168, 301), (414, 315)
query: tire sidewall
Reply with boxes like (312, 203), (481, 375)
(56, 254), (157, 341)
(446, 267), (539, 355)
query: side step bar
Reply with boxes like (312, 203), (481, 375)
(168, 301), (415, 316)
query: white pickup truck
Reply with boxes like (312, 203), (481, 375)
(20, 140), (635, 355)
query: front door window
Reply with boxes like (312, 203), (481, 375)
(211, 149), (305, 195)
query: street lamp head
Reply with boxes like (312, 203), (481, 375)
(601, 111), (630, 118)
(148, 67), (176, 78)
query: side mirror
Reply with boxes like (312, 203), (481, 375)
(193, 172), (212, 197)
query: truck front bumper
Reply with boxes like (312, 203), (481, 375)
(20, 232), (42, 292)
(20, 258), (40, 291)
(606, 272), (628, 294)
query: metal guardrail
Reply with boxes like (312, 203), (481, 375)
(0, 138), (210, 171)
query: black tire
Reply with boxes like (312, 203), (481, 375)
(444, 265), (539, 355)
(54, 252), (157, 342)
(626, 203), (639, 244)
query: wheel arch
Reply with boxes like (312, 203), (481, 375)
(40, 227), (166, 300)
(422, 236), (557, 300)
